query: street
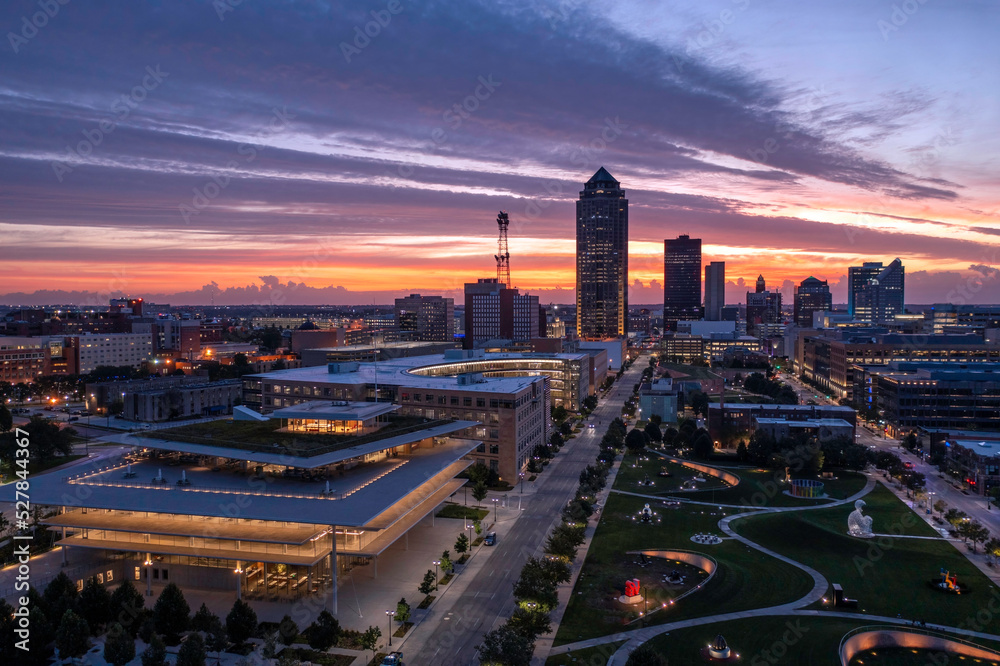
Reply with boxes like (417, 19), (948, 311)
(397, 358), (647, 665)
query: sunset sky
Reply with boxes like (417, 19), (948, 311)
(1, 0), (998, 306)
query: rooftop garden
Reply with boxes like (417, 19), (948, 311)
(143, 415), (455, 457)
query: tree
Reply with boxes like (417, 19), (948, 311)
(625, 642), (669, 665)
(360, 625), (382, 661)
(104, 622), (136, 666)
(306, 610), (340, 652)
(79, 575), (113, 634)
(643, 421), (662, 443)
(934, 499), (947, 514)
(419, 569), (436, 595)
(191, 603), (219, 633)
(507, 607), (551, 639)
(559, 420), (573, 436)
(549, 431), (564, 448)
(689, 390), (709, 417)
(455, 532), (470, 554)
(736, 440), (748, 462)
(42, 571), (79, 628)
(177, 632), (207, 666)
(0, 404), (12, 432)
(56, 609), (90, 658)
(903, 432), (919, 451)
(477, 624), (534, 666)
(225, 598), (258, 646)
(966, 521), (990, 553)
(625, 428), (648, 453)
(259, 326), (283, 351)
(551, 405), (568, 422)
(472, 480), (488, 507)
(985, 537), (1000, 565)
(440, 551), (453, 574)
(141, 633), (168, 666)
(396, 598), (411, 624)
(110, 578), (146, 637)
(277, 614), (299, 645)
(692, 430), (714, 460)
(207, 621), (229, 662)
(153, 582), (190, 641)
(945, 508), (968, 528)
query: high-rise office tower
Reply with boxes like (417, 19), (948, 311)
(576, 167), (628, 339)
(704, 261), (725, 321)
(663, 235), (702, 330)
(793, 277), (832, 327)
(746, 275), (782, 336)
(394, 294), (455, 341)
(464, 279), (540, 349)
(848, 258), (905, 323)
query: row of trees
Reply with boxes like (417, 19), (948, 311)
(740, 372), (798, 405)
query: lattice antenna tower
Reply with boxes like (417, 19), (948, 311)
(495, 210), (511, 288)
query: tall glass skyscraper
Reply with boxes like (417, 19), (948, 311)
(848, 258), (905, 323)
(663, 235), (702, 330)
(576, 167), (628, 339)
(704, 261), (725, 321)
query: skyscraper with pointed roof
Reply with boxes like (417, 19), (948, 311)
(576, 167), (628, 339)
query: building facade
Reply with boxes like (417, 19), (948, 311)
(663, 235), (702, 330)
(394, 294), (455, 342)
(576, 167), (628, 339)
(463, 279), (540, 349)
(124, 380), (242, 422)
(704, 261), (725, 321)
(746, 275), (782, 337)
(77, 332), (154, 373)
(849, 259), (905, 323)
(794, 277), (832, 327)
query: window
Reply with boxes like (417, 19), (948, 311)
(134, 567), (140, 581)
(162, 569), (168, 581)
(477, 442), (486, 453)
(451, 396), (459, 405)
(476, 398), (485, 407)
(438, 396), (447, 405)
(489, 444), (499, 454)
(464, 397), (472, 407)
(414, 394), (421, 402)
(153, 569), (159, 580)
(425, 394), (433, 402)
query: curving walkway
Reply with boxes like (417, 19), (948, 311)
(548, 462), (1000, 666)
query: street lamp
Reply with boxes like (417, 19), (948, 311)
(519, 472), (524, 494)
(492, 497), (499, 522)
(432, 560), (440, 590)
(385, 610), (395, 646)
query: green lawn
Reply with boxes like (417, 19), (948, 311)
(149, 415), (453, 456)
(613, 454), (727, 495)
(733, 483), (1000, 630)
(675, 468), (867, 508)
(435, 504), (489, 521)
(553, 493), (814, 645)
(635, 615), (1000, 666)
(545, 640), (627, 665)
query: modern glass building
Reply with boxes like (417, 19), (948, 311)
(664, 235), (702, 330)
(848, 258), (905, 323)
(704, 261), (726, 321)
(576, 167), (628, 339)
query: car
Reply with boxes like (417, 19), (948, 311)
(68, 416), (79, 422)
(80, 411), (91, 417)
(588, 423), (595, 429)
(484, 532), (497, 546)
(71, 410), (82, 416)
(380, 652), (403, 665)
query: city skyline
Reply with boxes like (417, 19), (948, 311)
(1, 1), (998, 306)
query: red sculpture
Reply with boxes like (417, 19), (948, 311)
(625, 579), (640, 597)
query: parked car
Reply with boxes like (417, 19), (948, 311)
(68, 416), (79, 422)
(484, 532), (497, 546)
(380, 653), (403, 666)
(80, 411), (91, 417)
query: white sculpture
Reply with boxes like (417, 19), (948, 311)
(847, 499), (874, 538)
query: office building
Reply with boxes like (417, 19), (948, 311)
(794, 277), (833, 327)
(663, 235), (702, 330)
(704, 261), (725, 321)
(639, 378), (678, 424)
(463, 279), (540, 349)
(930, 304), (1000, 334)
(243, 352), (549, 481)
(853, 361), (1000, 437)
(394, 294), (455, 342)
(797, 331), (1000, 400)
(746, 275), (782, 337)
(708, 403), (856, 440)
(76, 332), (154, 374)
(123, 380), (242, 422)
(849, 259), (905, 323)
(576, 167), (628, 339)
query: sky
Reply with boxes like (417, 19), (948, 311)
(1, 0), (998, 307)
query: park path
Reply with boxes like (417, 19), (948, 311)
(550, 462), (1000, 665)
